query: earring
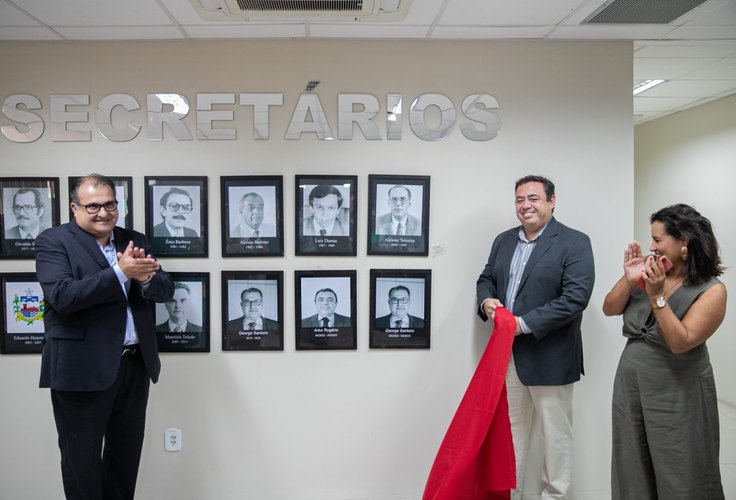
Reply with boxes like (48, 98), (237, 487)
(680, 246), (688, 261)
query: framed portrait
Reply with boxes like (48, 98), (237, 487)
(220, 176), (284, 257)
(295, 175), (357, 256)
(295, 270), (357, 350)
(370, 269), (431, 349)
(222, 270), (284, 351)
(68, 176), (133, 230)
(155, 272), (210, 353)
(0, 177), (60, 259)
(367, 175), (430, 256)
(1, 273), (45, 354)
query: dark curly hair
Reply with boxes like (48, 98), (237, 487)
(650, 204), (724, 285)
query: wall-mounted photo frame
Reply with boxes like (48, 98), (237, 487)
(222, 270), (284, 351)
(1, 273), (45, 354)
(221, 176), (284, 257)
(295, 270), (357, 350)
(0, 177), (60, 259)
(145, 176), (208, 258)
(68, 176), (133, 230)
(295, 175), (357, 256)
(370, 269), (431, 349)
(367, 175), (430, 256)
(155, 272), (210, 353)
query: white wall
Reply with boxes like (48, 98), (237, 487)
(0, 40), (632, 500)
(635, 94), (736, 405)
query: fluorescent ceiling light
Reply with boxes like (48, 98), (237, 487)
(633, 79), (666, 95)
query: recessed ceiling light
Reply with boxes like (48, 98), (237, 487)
(633, 79), (666, 95)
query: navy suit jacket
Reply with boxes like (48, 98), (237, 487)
(36, 219), (174, 391)
(476, 217), (594, 386)
(302, 313), (351, 328)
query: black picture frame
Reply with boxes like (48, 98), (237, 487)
(295, 270), (357, 350)
(1, 272), (45, 354)
(295, 175), (357, 256)
(69, 176), (133, 230)
(0, 177), (60, 259)
(370, 269), (431, 349)
(367, 175), (430, 256)
(222, 270), (284, 351)
(221, 176), (284, 257)
(145, 176), (208, 258)
(155, 272), (210, 353)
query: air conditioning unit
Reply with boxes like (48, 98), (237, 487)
(191, 0), (412, 22)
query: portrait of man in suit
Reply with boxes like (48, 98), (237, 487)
(4, 188), (49, 240)
(153, 187), (198, 237)
(375, 285), (424, 329)
(375, 185), (421, 236)
(35, 173), (173, 500)
(227, 287), (278, 333)
(156, 282), (202, 333)
(302, 184), (349, 237)
(476, 174), (594, 499)
(302, 288), (350, 328)
(231, 191), (276, 238)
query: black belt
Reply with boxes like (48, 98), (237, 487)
(121, 345), (139, 357)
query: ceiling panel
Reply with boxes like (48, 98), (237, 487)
(309, 24), (431, 38)
(431, 26), (551, 38)
(680, 56), (736, 77)
(55, 26), (185, 40)
(10, 0), (174, 26)
(634, 57), (721, 79)
(183, 24), (307, 38)
(0, 1), (39, 26)
(641, 78), (736, 96)
(634, 96), (704, 111)
(439, 0), (586, 26)
(0, 26), (61, 40)
(635, 43), (736, 58)
(550, 24), (677, 39)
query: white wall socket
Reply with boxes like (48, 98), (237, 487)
(165, 428), (182, 452)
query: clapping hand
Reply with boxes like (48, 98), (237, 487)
(117, 241), (160, 283)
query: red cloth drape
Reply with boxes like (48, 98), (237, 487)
(423, 307), (517, 500)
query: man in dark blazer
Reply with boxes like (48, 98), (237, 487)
(476, 175), (594, 500)
(302, 288), (350, 327)
(225, 287), (280, 349)
(375, 285), (424, 328)
(35, 174), (174, 500)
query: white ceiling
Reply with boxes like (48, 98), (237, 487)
(1, 0), (735, 124)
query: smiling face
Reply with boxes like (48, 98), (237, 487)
(314, 290), (337, 318)
(649, 220), (685, 272)
(515, 181), (555, 238)
(165, 287), (191, 324)
(71, 180), (119, 244)
(240, 194), (264, 230)
(388, 288), (410, 320)
(160, 192), (192, 231)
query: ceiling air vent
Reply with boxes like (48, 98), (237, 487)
(583, 0), (709, 24)
(191, 0), (412, 21)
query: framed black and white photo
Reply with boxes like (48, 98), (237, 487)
(1, 273), (45, 354)
(0, 177), (60, 259)
(296, 175), (357, 256)
(370, 269), (431, 349)
(145, 176), (208, 257)
(222, 270), (283, 351)
(295, 270), (356, 350)
(69, 176), (133, 230)
(155, 272), (209, 353)
(221, 176), (284, 257)
(368, 175), (430, 256)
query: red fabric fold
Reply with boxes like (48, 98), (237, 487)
(423, 308), (517, 500)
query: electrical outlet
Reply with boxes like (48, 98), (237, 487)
(165, 428), (181, 452)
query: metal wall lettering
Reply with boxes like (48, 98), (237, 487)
(460, 94), (501, 141)
(1, 94), (44, 143)
(285, 94), (333, 141)
(409, 93), (455, 142)
(50, 94), (91, 142)
(147, 93), (193, 141)
(96, 94), (142, 142)
(197, 93), (236, 140)
(239, 93), (283, 140)
(386, 94), (403, 141)
(337, 94), (381, 140)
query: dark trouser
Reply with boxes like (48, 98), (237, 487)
(51, 351), (150, 500)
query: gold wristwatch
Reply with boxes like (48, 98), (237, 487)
(653, 295), (667, 309)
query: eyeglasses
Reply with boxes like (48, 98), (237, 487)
(166, 203), (193, 213)
(241, 299), (262, 306)
(389, 197), (410, 205)
(76, 201), (118, 214)
(389, 297), (410, 305)
(12, 204), (39, 214)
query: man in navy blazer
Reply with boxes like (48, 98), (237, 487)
(476, 175), (594, 500)
(36, 174), (174, 500)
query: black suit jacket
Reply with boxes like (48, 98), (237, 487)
(375, 314), (424, 328)
(36, 219), (174, 391)
(156, 321), (202, 333)
(476, 217), (595, 386)
(302, 313), (351, 328)
(153, 222), (198, 238)
(226, 316), (279, 332)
